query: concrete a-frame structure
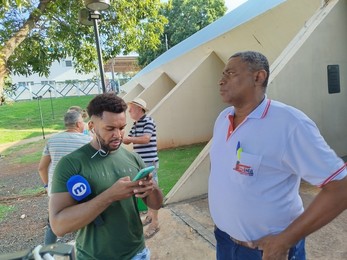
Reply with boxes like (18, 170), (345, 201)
(121, 0), (347, 204)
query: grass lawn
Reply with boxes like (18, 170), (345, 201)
(0, 204), (15, 221)
(159, 143), (206, 195)
(0, 95), (94, 143)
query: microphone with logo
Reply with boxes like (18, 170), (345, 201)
(66, 175), (104, 226)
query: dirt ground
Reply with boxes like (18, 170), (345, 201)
(0, 138), (346, 259)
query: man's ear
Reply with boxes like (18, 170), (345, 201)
(254, 70), (267, 86)
(88, 121), (94, 131)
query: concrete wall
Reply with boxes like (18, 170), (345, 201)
(124, 0), (321, 91)
(122, 0), (322, 151)
(268, 0), (347, 156)
(123, 84), (144, 103)
(149, 52), (226, 149)
(122, 73), (177, 148)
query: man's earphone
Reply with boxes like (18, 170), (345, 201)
(90, 128), (108, 158)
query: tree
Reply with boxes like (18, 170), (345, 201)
(138, 0), (226, 67)
(0, 0), (167, 98)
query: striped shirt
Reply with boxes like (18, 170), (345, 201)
(43, 131), (92, 195)
(129, 115), (159, 164)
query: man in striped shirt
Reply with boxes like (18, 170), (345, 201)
(38, 109), (92, 245)
(123, 97), (160, 239)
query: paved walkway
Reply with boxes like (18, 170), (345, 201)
(159, 186), (347, 260)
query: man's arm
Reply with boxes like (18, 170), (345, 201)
(38, 155), (51, 187)
(49, 176), (140, 236)
(123, 134), (151, 145)
(143, 184), (163, 210)
(134, 175), (163, 210)
(255, 176), (347, 260)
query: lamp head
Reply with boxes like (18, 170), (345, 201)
(84, 0), (110, 11)
(78, 8), (94, 26)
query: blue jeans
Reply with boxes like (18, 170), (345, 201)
(145, 162), (159, 184)
(44, 218), (57, 245)
(131, 247), (150, 260)
(215, 227), (306, 260)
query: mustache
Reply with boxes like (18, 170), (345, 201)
(110, 137), (122, 142)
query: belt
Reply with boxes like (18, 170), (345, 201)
(215, 226), (257, 249)
(229, 236), (257, 249)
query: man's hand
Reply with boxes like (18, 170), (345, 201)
(108, 176), (138, 200)
(122, 136), (131, 145)
(133, 174), (163, 210)
(253, 234), (290, 260)
(133, 174), (156, 198)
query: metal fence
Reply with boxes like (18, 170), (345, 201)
(5, 79), (108, 101)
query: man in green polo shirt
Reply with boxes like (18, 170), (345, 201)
(49, 93), (163, 259)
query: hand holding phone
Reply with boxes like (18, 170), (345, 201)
(133, 166), (155, 181)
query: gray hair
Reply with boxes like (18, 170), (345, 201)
(64, 110), (83, 128)
(68, 106), (89, 120)
(230, 51), (270, 87)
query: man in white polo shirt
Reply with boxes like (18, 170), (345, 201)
(208, 51), (347, 260)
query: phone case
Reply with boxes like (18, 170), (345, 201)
(133, 165), (155, 181)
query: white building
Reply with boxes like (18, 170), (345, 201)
(9, 58), (106, 101)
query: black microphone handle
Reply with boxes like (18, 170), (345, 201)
(93, 215), (104, 226)
(80, 198), (104, 227)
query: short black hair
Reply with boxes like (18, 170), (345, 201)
(87, 92), (127, 118)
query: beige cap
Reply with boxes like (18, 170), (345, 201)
(128, 97), (149, 111)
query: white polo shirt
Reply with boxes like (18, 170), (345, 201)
(208, 98), (347, 242)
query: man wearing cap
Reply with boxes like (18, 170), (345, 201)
(123, 97), (160, 239)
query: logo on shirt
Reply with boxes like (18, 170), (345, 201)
(234, 162), (254, 176)
(233, 141), (254, 176)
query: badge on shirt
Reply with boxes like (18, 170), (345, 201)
(233, 141), (254, 176)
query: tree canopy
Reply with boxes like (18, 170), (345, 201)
(138, 0), (226, 67)
(0, 0), (167, 98)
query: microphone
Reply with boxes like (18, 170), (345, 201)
(67, 175), (91, 201)
(66, 175), (104, 226)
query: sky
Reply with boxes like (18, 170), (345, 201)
(225, 0), (248, 13)
(160, 0), (248, 13)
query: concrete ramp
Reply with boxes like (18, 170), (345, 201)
(150, 52), (226, 149)
(165, 141), (211, 204)
(123, 84), (144, 102)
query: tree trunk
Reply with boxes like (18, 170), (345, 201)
(0, 0), (53, 98)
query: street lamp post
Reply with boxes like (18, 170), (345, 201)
(88, 11), (107, 93)
(79, 0), (110, 93)
(33, 96), (45, 139)
(48, 89), (55, 119)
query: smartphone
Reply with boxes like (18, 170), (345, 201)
(133, 166), (155, 181)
